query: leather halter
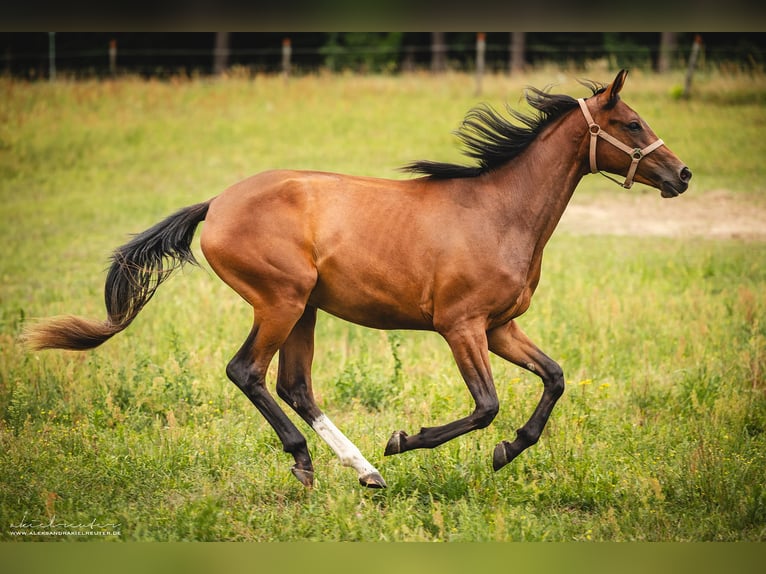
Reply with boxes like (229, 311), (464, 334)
(577, 98), (665, 189)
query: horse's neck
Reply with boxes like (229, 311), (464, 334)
(489, 110), (587, 251)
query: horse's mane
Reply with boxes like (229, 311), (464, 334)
(402, 80), (607, 179)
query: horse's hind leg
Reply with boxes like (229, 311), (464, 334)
(227, 318), (315, 487)
(487, 320), (565, 471)
(276, 306), (386, 488)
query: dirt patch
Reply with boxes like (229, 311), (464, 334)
(559, 189), (766, 240)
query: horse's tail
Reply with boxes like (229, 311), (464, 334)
(23, 201), (211, 351)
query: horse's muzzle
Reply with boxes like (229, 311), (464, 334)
(661, 166), (692, 198)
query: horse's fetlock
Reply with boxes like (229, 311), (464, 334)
(516, 426), (539, 446)
(284, 435), (309, 456)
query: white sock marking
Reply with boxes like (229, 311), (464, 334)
(311, 414), (379, 478)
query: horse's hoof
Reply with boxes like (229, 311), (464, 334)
(291, 466), (315, 488)
(384, 430), (408, 456)
(492, 440), (512, 471)
(359, 471), (387, 489)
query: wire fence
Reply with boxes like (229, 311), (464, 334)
(2, 32), (764, 80)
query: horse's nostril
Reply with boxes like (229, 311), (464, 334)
(680, 167), (692, 183)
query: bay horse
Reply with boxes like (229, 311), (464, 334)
(24, 70), (691, 488)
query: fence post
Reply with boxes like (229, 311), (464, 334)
(282, 37), (292, 78)
(657, 31), (677, 73)
(682, 34), (703, 98)
(48, 32), (56, 82)
(509, 32), (525, 75)
(475, 33), (486, 96)
(431, 32), (447, 72)
(109, 39), (117, 76)
(213, 32), (230, 76)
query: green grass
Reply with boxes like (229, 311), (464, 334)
(1, 70), (765, 541)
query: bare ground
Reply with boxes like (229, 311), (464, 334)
(559, 189), (766, 240)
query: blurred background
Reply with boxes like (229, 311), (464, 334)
(2, 32), (763, 79)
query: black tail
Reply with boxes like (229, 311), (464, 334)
(23, 201), (210, 351)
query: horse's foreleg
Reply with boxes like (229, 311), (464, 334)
(487, 320), (565, 471)
(384, 320), (499, 455)
(227, 321), (315, 487)
(277, 306), (386, 488)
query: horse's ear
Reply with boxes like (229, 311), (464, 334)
(606, 69), (628, 104)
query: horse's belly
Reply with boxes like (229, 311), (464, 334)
(309, 274), (433, 331)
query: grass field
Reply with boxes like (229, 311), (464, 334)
(1, 68), (765, 541)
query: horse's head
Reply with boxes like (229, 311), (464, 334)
(579, 69), (692, 198)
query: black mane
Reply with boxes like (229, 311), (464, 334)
(402, 80), (606, 179)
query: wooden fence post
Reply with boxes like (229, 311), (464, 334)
(475, 33), (486, 96)
(431, 32), (447, 72)
(682, 34), (703, 98)
(213, 32), (230, 76)
(109, 39), (117, 76)
(657, 32), (677, 73)
(48, 32), (56, 82)
(282, 37), (292, 78)
(510, 32), (525, 75)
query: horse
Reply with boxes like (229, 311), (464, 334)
(24, 69), (691, 489)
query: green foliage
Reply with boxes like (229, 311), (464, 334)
(331, 331), (403, 411)
(321, 33), (402, 73)
(1, 72), (765, 541)
(603, 33), (653, 70)
(333, 362), (393, 412)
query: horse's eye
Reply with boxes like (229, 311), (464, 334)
(627, 121), (642, 132)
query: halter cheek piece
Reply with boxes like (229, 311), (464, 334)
(577, 98), (665, 189)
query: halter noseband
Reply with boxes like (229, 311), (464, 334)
(577, 98), (664, 189)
